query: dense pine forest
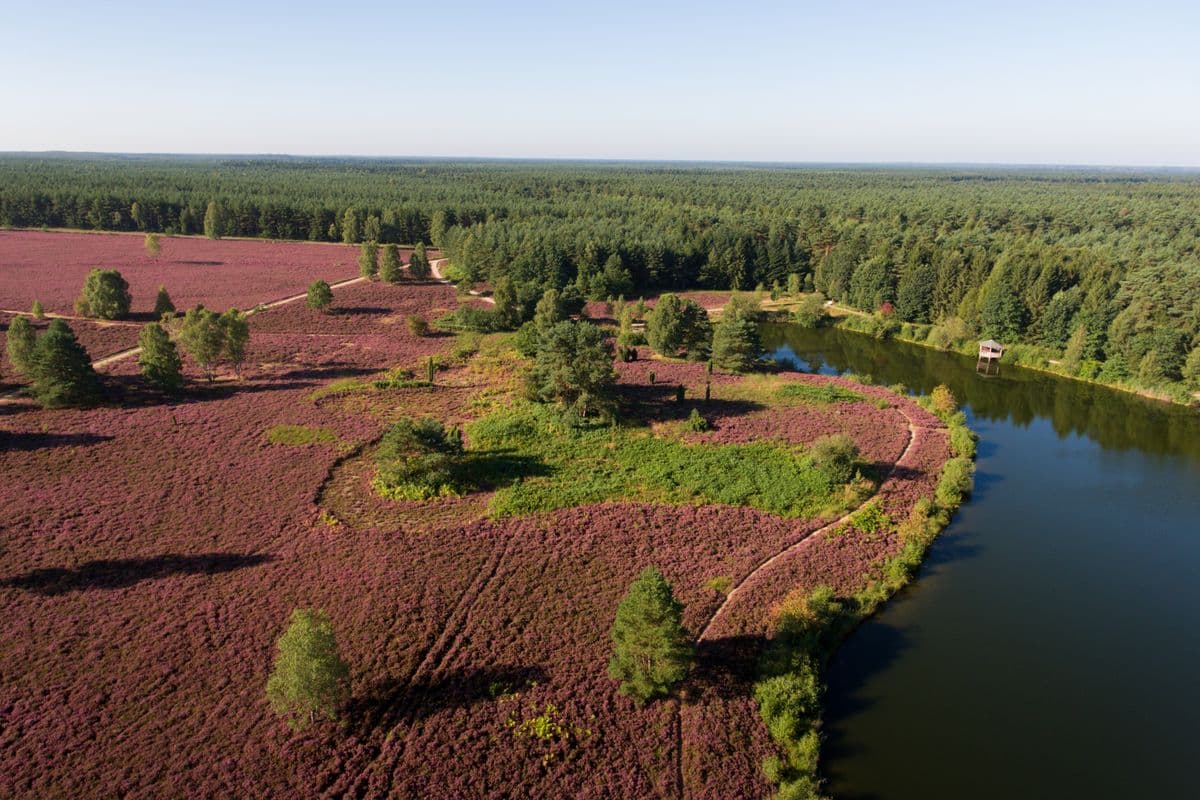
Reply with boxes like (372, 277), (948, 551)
(2, 154), (1198, 397)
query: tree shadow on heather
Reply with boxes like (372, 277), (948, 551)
(1, 552), (277, 596)
(456, 449), (554, 490)
(343, 664), (549, 734)
(332, 306), (391, 317)
(0, 430), (114, 452)
(681, 634), (767, 704)
(104, 364), (378, 407)
(616, 384), (766, 425)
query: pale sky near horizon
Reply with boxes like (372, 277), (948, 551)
(3, 0), (1198, 166)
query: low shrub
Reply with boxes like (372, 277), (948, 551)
(406, 314), (430, 336)
(949, 424), (977, 458)
(704, 575), (732, 594)
(849, 501), (891, 535)
(807, 433), (859, 485)
(685, 408), (710, 432)
(372, 418), (465, 500)
(935, 456), (975, 509)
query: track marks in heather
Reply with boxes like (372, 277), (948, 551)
(326, 534), (517, 799)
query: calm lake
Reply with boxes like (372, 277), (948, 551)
(761, 323), (1200, 800)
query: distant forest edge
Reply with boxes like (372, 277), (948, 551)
(2, 155), (1198, 400)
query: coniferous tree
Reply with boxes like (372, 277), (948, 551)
(153, 285), (175, 317)
(362, 214), (382, 243)
(29, 320), (102, 408)
(527, 321), (616, 417)
(178, 305), (225, 381)
(358, 242), (378, 280)
(144, 233), (161, 258)
(608, 567), (693, 704)
(711, 305), (762, 372)
(31, 300), (45, 319)
(379, 243), (401, 283)
(138, 322), (183, 392)
(6, 315), (37, 375)
(408, 242), (431, 279)
(306, 280), (333, 311)
(266, 609), (350, 730)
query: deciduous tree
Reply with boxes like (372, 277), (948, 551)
(6, 315), (37, 375)
(645, 294), (711, 359)
(138, 322), (183, 392)
(203, 201), (223, 239)
(77, 269), (132, 320)
(266, 609), (350, 730)
(178, 305), (225, 381)
(220, 309), (249, 377)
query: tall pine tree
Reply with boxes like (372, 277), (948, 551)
(608, 567), (693, 704)
(29, 320), (102, 408)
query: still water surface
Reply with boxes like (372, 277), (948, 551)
(761, 324), (1200, 800)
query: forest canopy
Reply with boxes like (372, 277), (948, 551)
(3, 155), (1198, 387)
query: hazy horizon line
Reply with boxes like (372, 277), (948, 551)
(2, 150), (1198, 173)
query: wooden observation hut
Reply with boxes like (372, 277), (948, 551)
(977, 339), (1004, 375)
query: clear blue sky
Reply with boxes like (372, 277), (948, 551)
(3, 0), (1198, 166)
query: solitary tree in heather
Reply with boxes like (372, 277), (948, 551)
(219, 309), (250, 378)
(358, 242), (378, 280)
(266, 609), (350, 730)
(137, 322), (183, 393)
(306, 280), (333, 312)
(144, 233), (161, 258)
(6, 315), (37, 375)
(77, 269), (132, 320)
(31, 300), (44, 319)
(178, 305), (225, 381)
(28, 320), (102, 408)
(154, 286), (176, 317)
(408, 242), (431, 280)
(608, 567), (693, 704)
(379, 243), (402, 283)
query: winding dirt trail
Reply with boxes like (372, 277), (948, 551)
(0, 275), (366, 401)
(429, 258), (496, 305)
(697, 417), (925, 642)
(677, 402), (937, 799)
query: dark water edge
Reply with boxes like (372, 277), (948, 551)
(760, 323), (1200, 800)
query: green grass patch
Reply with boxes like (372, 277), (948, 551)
(265, 424), (339, 446)
(774, 382), (865, 405)
(465, 402), (857, 519)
